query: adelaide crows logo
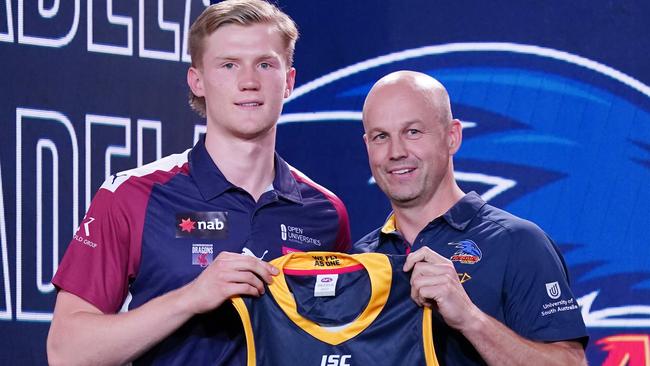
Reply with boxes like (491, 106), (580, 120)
(277, 43), (650, 343)
(449, 240), (482, 264)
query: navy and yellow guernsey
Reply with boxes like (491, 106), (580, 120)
(231, 252), (439, 366)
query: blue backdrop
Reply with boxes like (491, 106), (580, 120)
(1, 1), (649, 364)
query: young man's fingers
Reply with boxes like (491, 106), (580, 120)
(214, 253), (278, 284)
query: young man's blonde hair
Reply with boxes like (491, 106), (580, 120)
(188, 0), (299, 117)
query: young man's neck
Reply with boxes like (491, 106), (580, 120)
(392, 182), (465, 245)
(204, 128), (276, 202)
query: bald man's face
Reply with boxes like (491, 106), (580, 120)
(362, 82), (458, 208)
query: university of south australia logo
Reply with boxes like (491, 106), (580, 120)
(545, 281), (562, 300)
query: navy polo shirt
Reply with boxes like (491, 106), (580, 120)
(353, 192), (587, 365)
(53, 137), (351, 365)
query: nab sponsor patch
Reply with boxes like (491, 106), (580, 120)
(192, 244), (214, 267)
(176, 211), (228, 239)
(449, 239), (482, 264)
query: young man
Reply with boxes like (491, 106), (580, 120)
(47, 1), (350, 364)
(354, 71), (588, 365)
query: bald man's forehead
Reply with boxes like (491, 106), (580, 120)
(363, 78), (452, 129)
(374, 71), (445, 91)
(366, 79), (447, 111)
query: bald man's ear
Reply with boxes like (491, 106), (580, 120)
(448, 119), (463, 155)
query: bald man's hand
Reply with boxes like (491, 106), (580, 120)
(403, 247), (481, 331)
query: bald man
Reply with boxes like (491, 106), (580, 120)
(354, 71), (588, 365)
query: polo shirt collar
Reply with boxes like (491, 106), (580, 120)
(189, 137), (303, 203)
(380, 191), (486, 234)
(380, 213), (398, 234)
(272, 155), (303, 204)
(441, 191), (486, 231)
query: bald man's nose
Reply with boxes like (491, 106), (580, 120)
(389, 137), (408, 160)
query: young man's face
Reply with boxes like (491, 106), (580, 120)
(190, 23), (295, 140)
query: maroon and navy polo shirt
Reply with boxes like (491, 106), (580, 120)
(52, 138), (351, 365)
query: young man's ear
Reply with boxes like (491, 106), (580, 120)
(187, 67), (204, 97)
(284, 67), (296, 98)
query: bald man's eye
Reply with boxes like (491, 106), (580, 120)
(372, 133), (388, 142)
(405, 129), (422, 139)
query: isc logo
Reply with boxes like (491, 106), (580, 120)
(320, 354), (351, 366)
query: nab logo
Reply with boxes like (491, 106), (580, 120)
(178, 218), (196, 233)
(175, 212), (228, 239)
(320, 354), (351, 366)
(197, 218), (225, 231)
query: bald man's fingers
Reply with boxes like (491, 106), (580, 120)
(403, 247), (449, 272)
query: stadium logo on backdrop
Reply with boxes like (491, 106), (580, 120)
(279, 42), (650, 330)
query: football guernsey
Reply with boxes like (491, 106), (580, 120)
(353, 192), (588, 365)
(52, 137), (351, 365)
(231, 252), (439, 366)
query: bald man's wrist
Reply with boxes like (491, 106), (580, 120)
(457, 305), (488, 335)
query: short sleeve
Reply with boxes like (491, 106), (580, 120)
(502, 221), (588, 344)
(52, 186), (137, 314)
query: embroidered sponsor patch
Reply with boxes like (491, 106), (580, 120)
(176, 211), (228, 239)
(192, 244), (213, 267)
(457, 272), (472, 284)
(280, 223), (321, 246)
(545, 281), (561, 299)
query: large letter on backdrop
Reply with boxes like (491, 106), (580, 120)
(17, 0), (80, 47)
(0, 162), (12, 321)
(87, 0), (134, 56)
(15, 108), (79, 321)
